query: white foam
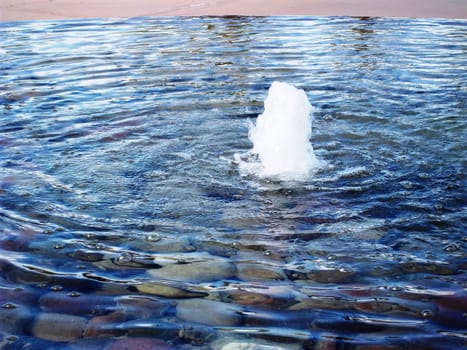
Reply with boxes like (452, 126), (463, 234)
(238, 81), (322, 181)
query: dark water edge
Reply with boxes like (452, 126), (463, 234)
(1, 16), (466, 349)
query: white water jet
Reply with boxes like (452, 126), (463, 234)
(238, 81), (322, 180)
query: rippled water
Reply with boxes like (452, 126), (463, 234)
(1, 16), (466, 349)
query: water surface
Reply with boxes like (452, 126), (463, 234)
(0, 16), (466, 349)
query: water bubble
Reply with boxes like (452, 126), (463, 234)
(116, 252), (132, 264)
(397, 155), (409, 162)
(400, 181), (414, 190)
(137, 223), (156, 231)
(339, 266), (353, 273)
(263, 250), (272, 256)
(145, 234), (161, 242)
(2, 302), (17, 309)
(444, 244), (459, 252)
(68, 291), (81, 298)
(6, 335), (19, 342)
(389, 286), (403, 292)
(54, 243), (65, 249)
(51, 285), (63, 291)
(419, 309), (434, 318)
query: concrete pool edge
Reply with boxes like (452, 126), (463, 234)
(1, 0), (467, 22)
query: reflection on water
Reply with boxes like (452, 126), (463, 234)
(0, 16), (466, 350)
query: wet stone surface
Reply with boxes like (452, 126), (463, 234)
(176, 299), (244, 327)
(39, 291), (116, 316)
(32, 313), (88, 342)
(148, 260), (236, 283)
(105, 337), (176, 350)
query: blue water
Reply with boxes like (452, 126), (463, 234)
(0, 16), (466, 349)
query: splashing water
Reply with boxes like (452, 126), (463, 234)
(238, 81), (322, 180)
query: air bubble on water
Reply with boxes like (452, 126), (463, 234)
(51, 285), (63, 291)
(68, 291), (81, 297)
(400, 181), (414, 190)
(6, 335), (19, 342)
(444, 244), (459, 252)
(419, 309), (434, 318)
(116, 252), (132, 264)
(339, 266), (354, 273)
(418, 172), (430, 179)
(263, 250), (273, 256)
(1, 302), (17, 309)
(389, 286), (403, 292)
(145, 234), (161, 242)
